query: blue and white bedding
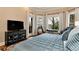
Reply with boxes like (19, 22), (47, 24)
(11, 33), (64, 51)
(65, 26), (79, 51)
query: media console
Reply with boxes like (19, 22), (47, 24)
(5, 30), (26, 46)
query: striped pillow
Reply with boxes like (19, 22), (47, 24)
(66, 33), (79, 51)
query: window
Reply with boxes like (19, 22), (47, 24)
(47, 16), (59, 30)
(69, 14), (75, 27)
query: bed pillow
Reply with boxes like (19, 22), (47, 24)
(60, 27), (73, 34)
(66, 33), (79, 51)
(62, 28), (72, 41)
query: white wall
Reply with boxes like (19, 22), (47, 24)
(75, 8), (79, 26)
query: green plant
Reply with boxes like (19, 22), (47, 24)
(51, 17), (59, 29)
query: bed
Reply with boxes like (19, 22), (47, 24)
(10, 33), (64, 51)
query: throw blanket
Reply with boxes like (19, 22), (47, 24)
(11, 33), (64, 51)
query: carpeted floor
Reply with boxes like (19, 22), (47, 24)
(11, 33), (64, 51)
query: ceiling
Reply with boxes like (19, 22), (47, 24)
(29, 7), (75, 14)
(29, 7), (63, 12)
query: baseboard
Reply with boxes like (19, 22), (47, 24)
(0, 42), (5, 46)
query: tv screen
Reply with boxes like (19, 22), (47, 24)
(7, 20), (24, 31)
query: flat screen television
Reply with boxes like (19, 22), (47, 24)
(7, 20), (24, 31)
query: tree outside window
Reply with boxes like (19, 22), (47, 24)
(48, 16), (59, 30)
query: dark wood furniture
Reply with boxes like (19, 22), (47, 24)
(5, 29), (26, 46)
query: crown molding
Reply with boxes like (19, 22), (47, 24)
(26, 7), (76, 15)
